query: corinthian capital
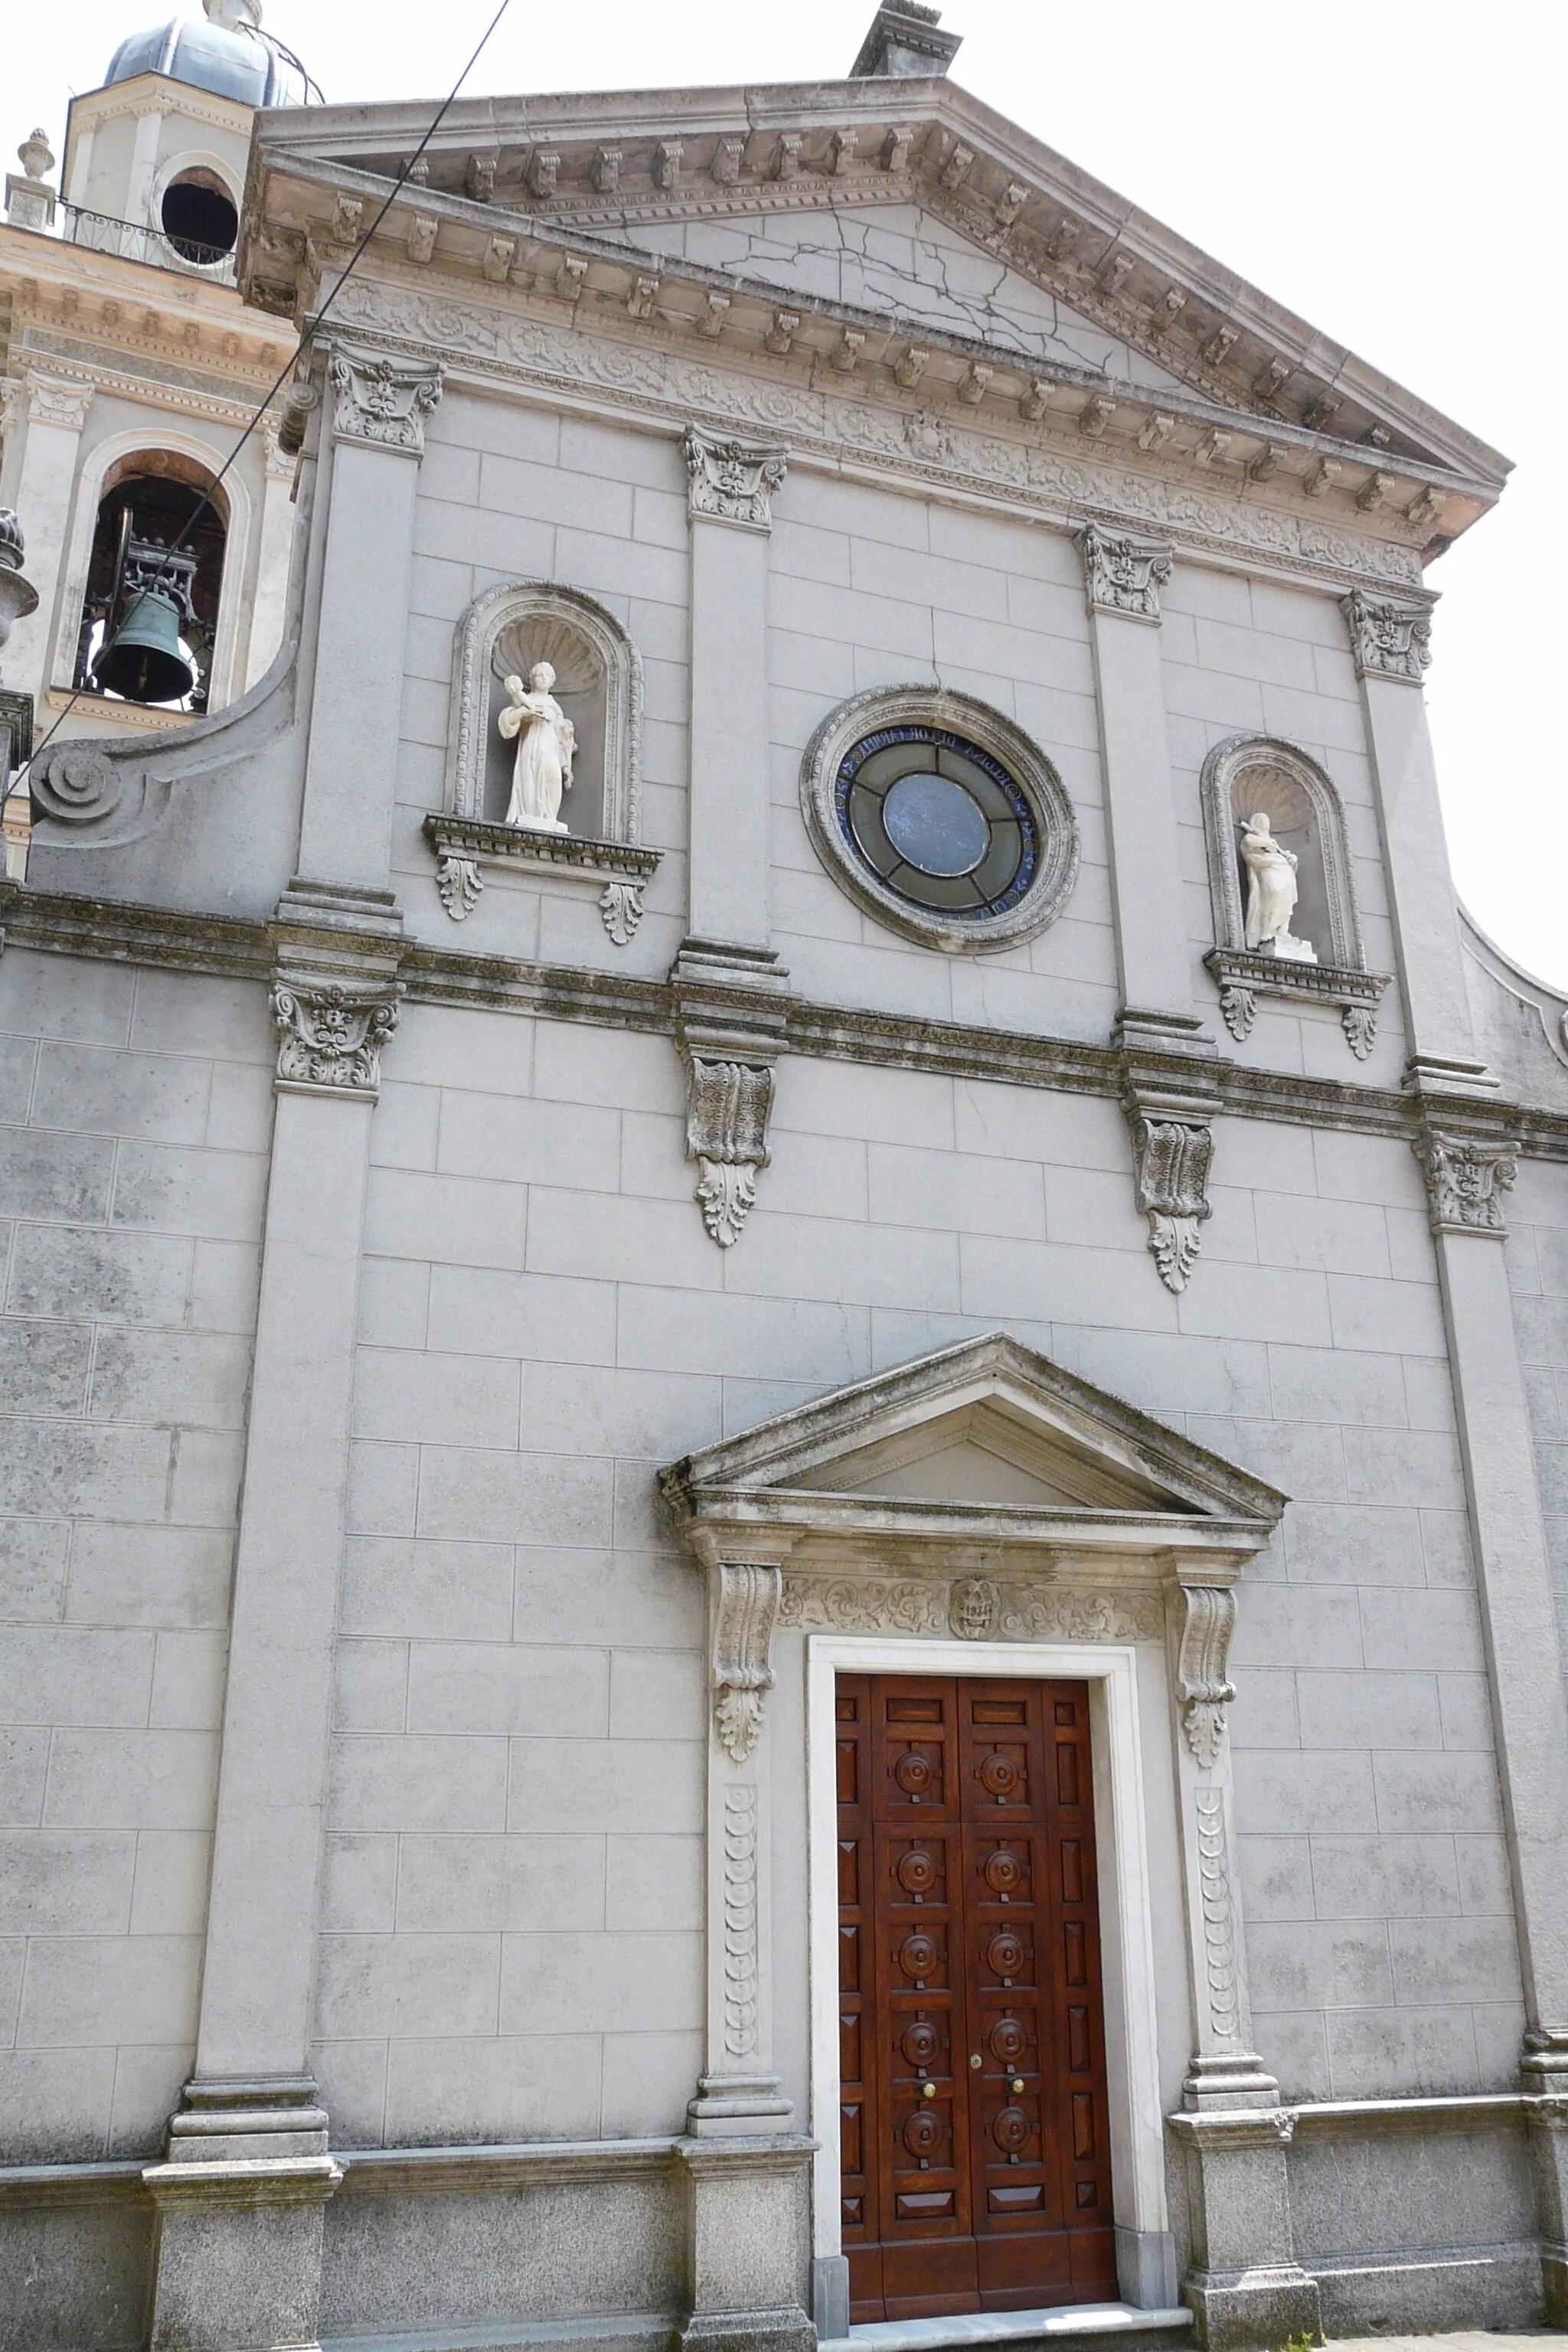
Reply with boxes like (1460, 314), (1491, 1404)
(328, 348), (443, 457)
(1341, 587), (1432, 683)
(1416, 1132), (1517, 1236)
(1078, 521), (1173, 623)
(270, 976), (402, 1099)
(682, 425), (788, 531)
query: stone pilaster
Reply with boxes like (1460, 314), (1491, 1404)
(1344, 587), (1491, 1095)
(1410, 1107), (1568, 2301)
(681, 425), (786, 951)
(0, 374), (92, 701)
(295, 346), (443, 891)
(146, 882), (404, 2352)
(688, 1538), (795, 2135)
(1163, 1573), (1320, 2347)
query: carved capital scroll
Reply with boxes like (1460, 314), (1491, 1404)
(711, 1562), (782, 1762)
(1341, 586), (1432, 683)
(1175, 1583), (1238, 1770)
(682, 423), (788, 531)
(1078, 521), (1173, 623)
(270, 977), (402, 1099)
(1416, 1132), (1517, 1236)
(1129, 1113), (1213, 1293)
(328, 348), (443, 457)
(685, 1055), (776, 1248)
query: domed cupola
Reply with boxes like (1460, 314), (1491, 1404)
(105, 0), (303, 109)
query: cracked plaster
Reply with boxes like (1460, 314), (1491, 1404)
(588, 202), (1194, 394)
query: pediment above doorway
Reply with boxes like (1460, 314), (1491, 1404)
(658, 1328), (1285, 1576)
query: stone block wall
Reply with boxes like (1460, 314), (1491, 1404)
(0, 949), (271, 2161)
(1509, 1156), (1568, 1686)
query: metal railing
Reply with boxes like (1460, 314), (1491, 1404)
(55, 201), (238, 287)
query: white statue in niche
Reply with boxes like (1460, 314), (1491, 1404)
(1240, 812), (1315, 962)
(499, 663), (576, 832)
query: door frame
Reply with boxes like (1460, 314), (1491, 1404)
(805, 1635), (1165, 2278)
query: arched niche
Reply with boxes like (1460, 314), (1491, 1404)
(430, 581), (658, 939)
(444, 580), (642, 842)
(1200, 734), (1388, 1058)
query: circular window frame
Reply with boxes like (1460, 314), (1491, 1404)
(800, 685), (1079, 953)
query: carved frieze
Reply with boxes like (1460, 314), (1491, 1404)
(327, 348), (443, 456)
(1174, 1584), (1238, 1769)
(269, 978), (402, 1098)
(1129, 1114), (1213, 1294)
(322, 277), (1429, 596)
(711, 1561), (782, 1761)
(681, 424), (788, 531)
(1078, 522), (1173, 622)
(685, 1056), (776, 1248)
(1416, 1133), (1517, 1236)
(777, 1574), (1164, 1645)
(1341, 587), (1433, 684)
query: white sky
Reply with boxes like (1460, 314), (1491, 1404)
(8, 0), (1565, 984)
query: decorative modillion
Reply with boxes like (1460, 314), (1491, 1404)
(711, 1561), (782, 1761)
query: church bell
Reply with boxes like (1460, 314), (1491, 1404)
(92, 585), (198, 705)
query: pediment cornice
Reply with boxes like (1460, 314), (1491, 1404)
(244, 72), (1508, 530)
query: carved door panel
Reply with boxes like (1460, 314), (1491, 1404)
(837, 1674), (1116, 2322)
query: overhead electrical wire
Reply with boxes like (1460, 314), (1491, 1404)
(10, 0), (513, 796)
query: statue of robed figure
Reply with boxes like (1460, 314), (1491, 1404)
(1240, 811), (1315, 962)
(499, 662), (576, 832)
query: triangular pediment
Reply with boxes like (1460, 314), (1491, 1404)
(247, 72), (1508, 516)
(659, 1332), (1284, 1563)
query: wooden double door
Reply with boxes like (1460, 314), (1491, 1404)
(836, 1674), (1116, 2321)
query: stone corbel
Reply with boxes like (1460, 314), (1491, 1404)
(327, 348), (444, 456)
(1341, 586), (1433, 683)
(682, 424), (788, 531)
(711, 1560), (783, 1761)
(671, 939), (791, 1248)
(1078, 521), (1173, 623)
(1416, 1126), (1518, 1236)
(1174, 1583), (1238, 1769)
(1130, 1112), (1213, 1292)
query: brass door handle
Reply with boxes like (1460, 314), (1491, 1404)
(922, 2081), (936, 2099)
(1011, 2076), (1024, 2093)
(969, 2053), (982, 2068)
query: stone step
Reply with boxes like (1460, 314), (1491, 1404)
(820, 2302), (1194, 2352)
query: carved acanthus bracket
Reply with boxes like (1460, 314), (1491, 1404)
(1130, 1113), (1214, 1292)
(686, 1057), (776, 1248)
(682, 424), (788, 531)
(1341, 586), (1433, 683)
(328, 348), (443, 456)
(1174, 1583), (1238, 1769)
(423, 813), (659, 944)
(270, 977), (403, 1099)
(1416, 1130), (1518, 1236)
(711, 1561), (783, 1762)
(1078, 521), (1173, 624)
(671, 939), (790, 1247)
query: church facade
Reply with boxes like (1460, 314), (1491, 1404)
(5, 9), (1568, 2352)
